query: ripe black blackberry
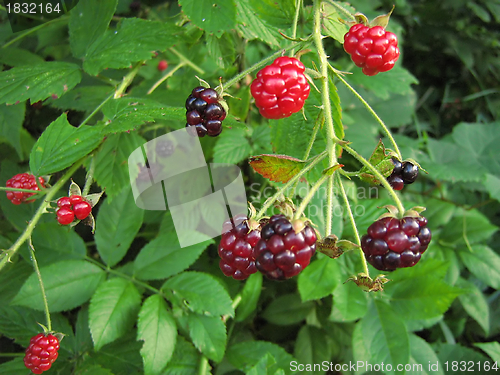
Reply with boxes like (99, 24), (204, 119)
(254, 215), (317, 280)
(361, 215), (431, 271)
(185, 87), (226, 137)
(218, 216), (260, 280)
(387, 158), (418, 190)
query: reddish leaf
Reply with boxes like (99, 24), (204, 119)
(249, 154), (305, 183)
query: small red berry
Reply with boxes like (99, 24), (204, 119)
(57, 207), (75, 225)
(5, 173), (44, 204)
(73, 201), (92, 220)
(69, 195), (83, 204)
(57, 197), (72, 208)
(343, 24), (400, 76)
(250, 56), (310, 119)
(24, 333), (60, 374)
(157, 59), (168, 71)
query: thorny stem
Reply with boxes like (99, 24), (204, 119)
(82, 157), (96, 196)
(336, 174), (370, 276)
(330, 66), (403, 160)
(255, 151), (328, 221)
(169, 47), (205, 75)
(342, 144), (405, 215)
(28, 238), (51, 332)
(222, 41), (308, 91)
(114, 61), (144, 99)
(0, 158), (87, 273)
(289, 0), (302, 56)
(147, 62), (186, 95)
(294, 174), (329, 220)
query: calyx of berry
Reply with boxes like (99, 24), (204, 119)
(351, 6), (395, 29)
(358, 140), (398, 184)
(316, 234), (359, 259)
(346, 273), (389, 292)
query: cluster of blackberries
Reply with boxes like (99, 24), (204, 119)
(387, 158), (419, 190)
(185, 86), (226, 137)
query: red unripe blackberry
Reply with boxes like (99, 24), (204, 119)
(343, 24), (400, 76)
(24, 333), (60, 374)
(362, 215), (431, 271)
(185, 87), (225, 137)
(250, 56), (310, 119)
(57, 207), (74, 225)
(254, 215), (316, 280)
(5, 173), (44, 205)
(218, 216), (260, 280)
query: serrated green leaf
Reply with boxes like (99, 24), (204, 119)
(92, 132), (146, 199)
(226, 340), (297, 375)
(436, 343), (489, 371)
(75, 305), (93, 356)
(162, 272), (234, 317)
(409, 334), (444, 375)
(163, 336), (200, 375)
(330, 280), (368, 322)
(179, 0), (236, 37)
(249, 154), (305, 183)
(247, 353), (277, 375)
(69, 0), (118, 58)
(0, 102), (25, 159)
(95, 187), (145, 267)
(261, 293), (314, 325)
(359, 300), (410, 375)
(459, 245), (500, 289)
(11, 260), (105, 312)
(0, 62), (82, 105)
(322, 2), (349, 43)
(457, 278), (490, 335)
(186, 313), (226, 362)
(298, 257), (341, 302)
(474, 342), (500, 363)
(89, 278), (142, 351)
(440, 209), (498, 247)
(294, 326), (331, 375)
(213, 128), (251, 164)
(484, 174), (500, 201)
(236, 0), (281, 46)
(0, 47), (45, 67)
(245, 0), (295, 29)
(134, 231), (213, 281)
(236, 272), (263, 322)
(29, 113), (103, 176)
(206, 33), (237, 69)
(84, 19), (183, 75)
(137, 295), (177, 375)
(49, 85), (113, 112)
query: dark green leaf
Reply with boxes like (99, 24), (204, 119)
(0, 358), (29, 375)
(76, 365), (115, 375)
(0, 47), (45, 66)
(134, 231), (213, 281)
(440, 209), (498, 247)
(69, 0), (118, 58)
(474, 342), (500, 363)
(459, 245), (500, 289)
(29, 113), (103, 176)
(409, 334), (444, 375)
(436, 343), (489, 374)
(0, 102), (25, 159)
(236, 272), (263, 322)
(206, 33), (237, 69)
(137, 295), (177, 375)
(186, 313), (226, 362)
(95, 187), (145, 267)
(163, 336), (200, 375)
(0, 261), (31, 305)
(294, 326), (331, 374)
(11, 260), (106, 312)
(322, 2), (349, 43)
(49, 85), (113, 112)
(213, 128), (252, 164)
(330, 280), (368, 322)
(236, 0), (281, 46)
(457, 278), (490, 335)
(84, 19), (183, 75)
(163, 272), (234, 317)
(0, 62), (82, 105)
(298, 257), (341, 302)
(262, 293), (314, 325)
(89, 278), (142, 350)
(179, 0), (236, 37)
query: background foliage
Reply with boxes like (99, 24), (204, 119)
(0, 0), (499, 374)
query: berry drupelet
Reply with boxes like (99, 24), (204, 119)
(185, 86), (226, 137)
(5, 173), (45, 205)
(24, 333), (60, 374)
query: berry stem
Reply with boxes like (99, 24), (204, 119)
(147, 62), (187, 95)
(198, 355), (210, 375)
(169, 47), (205, 75)
(82, 156), (96, 197)
(28, 237), (52, 332)
(294, 173), (329, 220)
(0, 158), (87, 273)
(329, 65), (403, 160)
(325, 0), (356, 21)
(0, 187), (45, 194)
(222, 41), (308, 92)
(289, 0), (302, 57)
(255, 151), (327, 221)
(341, 144), (405, 215)
(114, 61), (144, 99)
(79, 92), (114, 128)
(325, 174), (335, 236)
(335, 173), (370, 276)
